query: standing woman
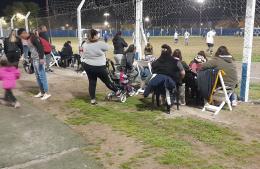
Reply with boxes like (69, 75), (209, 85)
(81, 29), (119, 105)
(4, 30), (23, 68)
(112, 31), (128, 65)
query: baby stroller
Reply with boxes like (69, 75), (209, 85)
(106, 59), (137, 103)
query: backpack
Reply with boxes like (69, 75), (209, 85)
(23, 59), (34, 74)
(39, 37), (52, 54)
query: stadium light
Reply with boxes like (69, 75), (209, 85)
(104, 21), (109, 26)
(197, 0), (205, 3)
(145, 17), (150, 22)
(104, 12), (110, 17)
(16, 13), (25, 21)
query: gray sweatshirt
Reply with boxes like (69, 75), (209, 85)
(81, 41), (109, 66)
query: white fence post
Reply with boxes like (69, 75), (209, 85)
(77, 0), (85, 48)
(25, 12), (31, 33)
(11, 15), (15, 29)
(240, 0), (256, 102)
(0, 18), (3, 37)
(135, 0), (142, 60)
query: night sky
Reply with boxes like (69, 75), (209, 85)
(0, 0), (45, 16)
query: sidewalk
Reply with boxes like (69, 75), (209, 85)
(0, 100), (102, 169)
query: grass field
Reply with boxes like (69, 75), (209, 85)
(52, 36), (260, 62)
(67, 94), (260, 169)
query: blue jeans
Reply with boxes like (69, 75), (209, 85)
(33, 59), (49, 93)
(23, 45), (29, 59)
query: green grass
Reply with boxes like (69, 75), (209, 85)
(66, 95), (260, 168)
(52, 36), (260, 62)
(249, 84), (260, 100)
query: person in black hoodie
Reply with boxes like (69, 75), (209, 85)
(112, 31), (128, 65)
(4, 30), (23, 68)
(60, 41), (73, 67)
(152, 45), (185, 84)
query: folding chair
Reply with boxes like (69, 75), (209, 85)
(49, 51), (61, 68)
(202, 71), (232, 116)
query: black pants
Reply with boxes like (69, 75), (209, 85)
(82, 63), (118, 100)
(4, 89), (17, 103)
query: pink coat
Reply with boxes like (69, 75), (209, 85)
(0, 67), (20, 89)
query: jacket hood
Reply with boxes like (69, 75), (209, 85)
(217, 55), (234, 63)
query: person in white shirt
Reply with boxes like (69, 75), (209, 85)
(206, 29), (216, 54)
(174, 31), (178, 44)
(184, 31), (190, 46)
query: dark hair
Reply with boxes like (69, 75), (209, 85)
(160, 44), (172, 58)
(215, 46), (230, 57)
(172, 49), (182, 61)
(125, 44), (136, 53)
(198, 51), (207, 60)
(17, 28), (26, 36)
(116, 31), (122, 36)
(88, 29), (98, 42)
(0, 59), (9, 67)
(67, 41), (71, 44)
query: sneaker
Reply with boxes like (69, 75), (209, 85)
(91, 99), (97, 105)
(232, 100), (238, 107)
(34, 92), (44, 98)
(14, 102), (21, 108)
(41, 93), (51, 101)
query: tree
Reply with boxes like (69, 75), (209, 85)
(3, 1), (40, 28)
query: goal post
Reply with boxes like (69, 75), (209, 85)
(240, 0), (256, 102)
(11, 15), (15, 30)
(25, 12), (31, 33)
(0, 18), (3, 37)
(77, 0), (85, 48)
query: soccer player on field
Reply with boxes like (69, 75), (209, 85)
(206, 29), (216, 55)
(184, 31), (190, 46)
(174, 31), (179, 44)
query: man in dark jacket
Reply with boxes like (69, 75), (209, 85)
(112, 31), (128, 65)
(60, 41), (73, 67)
(18, 28), (51, 101)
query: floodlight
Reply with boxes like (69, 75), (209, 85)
(197, 0), (205, 3)
(145, 17), (150, 22)
(16, 13), (25, 21)
(104, 21), (109, 26)
(104, 12), (110, 17)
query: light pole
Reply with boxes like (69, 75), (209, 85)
(104, 12), (110, 29)
(144, 16), (150, 32)
(197, 0), (205, 35)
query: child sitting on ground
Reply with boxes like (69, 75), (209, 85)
(0, 59), (21, 108)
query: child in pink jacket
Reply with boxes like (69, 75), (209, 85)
(0, 59), (21, 108)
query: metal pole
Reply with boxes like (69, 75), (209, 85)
(240, 0), (256, 102)
(11, 15), (15, 30)
(25, 12), (31, 33)
(46, 0), (52, 43)
(0, 18), (3, 37)
(77, 0), (85, 47)
(135, 0), (142, 60)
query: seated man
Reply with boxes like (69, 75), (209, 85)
(200, 46), (238, 106)
(60, 41), (73, 68)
